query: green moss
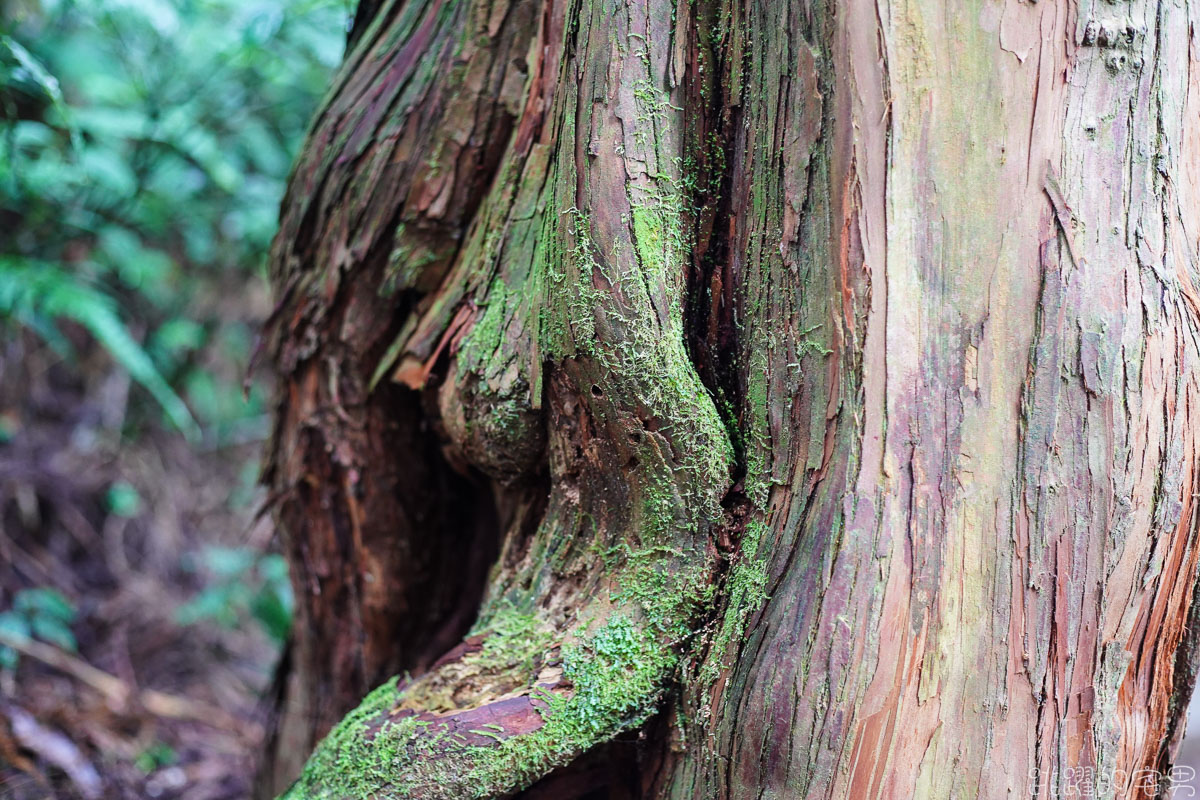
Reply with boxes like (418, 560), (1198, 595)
(278, 610), (687, 799)
(280, 677), (417, 800)
(456, 279), (509, 372)
(469, 602), (554, 675)
(743, 347), (774, 509)
(465, 613), (675, 791)
(560, 615), (671, 730)
(698, 520), (770, 690)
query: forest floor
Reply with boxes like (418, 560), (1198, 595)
(0, 297), (280, 799)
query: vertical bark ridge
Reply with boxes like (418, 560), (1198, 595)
(260, 0), (541, 791)
(660, 1), (1200, 799)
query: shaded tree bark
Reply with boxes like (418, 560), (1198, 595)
(257, 0), (1200, 798)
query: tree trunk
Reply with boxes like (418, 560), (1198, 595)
(257, 0), (1200, 798)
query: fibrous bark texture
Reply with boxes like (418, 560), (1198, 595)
(260, 0), (1200, 798)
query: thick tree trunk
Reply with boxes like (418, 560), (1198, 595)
(258, 0), (1200, 798)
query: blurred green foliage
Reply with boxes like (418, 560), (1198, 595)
(135, 741), (178, 773)
(175, 546), (294, 643)
(0, 0), (349, 440)
(104, 478), (142, 516)
(0, 586), (78, 669)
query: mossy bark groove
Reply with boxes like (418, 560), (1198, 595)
(259, 0), (1200, 798)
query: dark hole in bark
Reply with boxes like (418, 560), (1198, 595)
(498, 475), (551, 571)
(513, 729), (647, 800)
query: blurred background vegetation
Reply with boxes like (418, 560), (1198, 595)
(0, 1), (348, 796)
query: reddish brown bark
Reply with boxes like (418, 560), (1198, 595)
(259, 0), (1200, 798)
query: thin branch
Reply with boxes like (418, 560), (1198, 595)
(0, 631), (247, 731)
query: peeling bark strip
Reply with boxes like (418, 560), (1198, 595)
(260, 0), (1200, 798)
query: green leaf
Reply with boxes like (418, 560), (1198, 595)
(253, 554), (293, 642)
(9, 119), (55, 149)
(0, 611), (32, 643)
(258, 553), (290, 584)
(105, 481), (143, 518)
(60, 289), (199, 439)
(176, 549), (293, 640)
(0, 35), (80, 147)
(150, 318), (206, 361)
(72, 106), (152, 139)
(13, 588), (75, 624)
(201, 546), (255, 578)
(97, 227), (174, 302)
(174, 587), (229, 626)
(0, 611), (31, 670)
(30, 613), (77, 652)
(175, 584), (243, 628)
(135, 742), (177, 773)
(79, 146), (138, 197)
(0, 35), (61, 102)
(251, 585), (291, 643)
(0, 258), (200, 440)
